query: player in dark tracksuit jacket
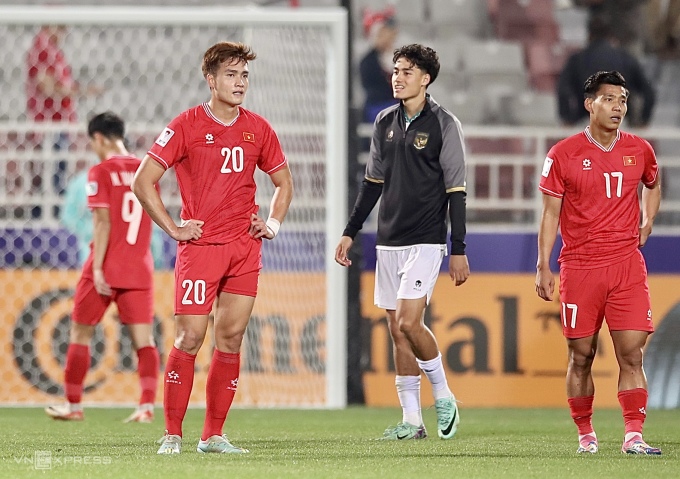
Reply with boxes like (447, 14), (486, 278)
(336, 44), (468, 441)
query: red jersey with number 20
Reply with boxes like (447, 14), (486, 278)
(83, 155), (154, 289)
(539, 127), (658, 269)
(147, 103), (288, 245)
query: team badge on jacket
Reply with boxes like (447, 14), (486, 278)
(414, 132), (429, 149)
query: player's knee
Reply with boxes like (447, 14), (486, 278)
(70, 323), (94, 344)
(617, 350), (643, 370)
(174, 329), (205, 354)
(214, 330), (245, 351)
(397, 318), (419, 337)
(568, 350), (596, 371)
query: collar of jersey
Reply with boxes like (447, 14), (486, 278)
(584, 126), (620, 152)
(202, 102), (240, 127)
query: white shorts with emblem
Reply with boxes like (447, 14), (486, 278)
(374, 244), (446, 310)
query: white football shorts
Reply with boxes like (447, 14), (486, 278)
(374, 244), (446, 310)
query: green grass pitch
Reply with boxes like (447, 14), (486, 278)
(1, 407), (678, 478)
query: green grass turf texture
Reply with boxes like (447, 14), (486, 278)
(1, 407), (678, 479)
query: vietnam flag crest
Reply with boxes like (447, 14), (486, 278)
(243, 132), (255, 143)
(623, 156), (636, 166)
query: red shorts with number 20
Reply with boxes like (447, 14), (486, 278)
(174, 234), (262, 315)
(558, 250), (654, 339)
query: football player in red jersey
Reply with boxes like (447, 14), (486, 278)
(45, 112), (160, 424)
(132, 42), (293, 455)
(536, 71), (662, 455)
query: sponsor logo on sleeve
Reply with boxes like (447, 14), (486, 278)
(623, 156), (636, 166)
(541, 157), (554, 177)
(85, 181), (98, 196)
(155, 127), (175, 147)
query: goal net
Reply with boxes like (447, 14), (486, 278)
(0, 5), (347, 408)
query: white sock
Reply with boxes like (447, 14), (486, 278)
(579, 432), (597, 442)
(625, 432), (642, 443)
(417, 353), (453, 400)
(139, 403), (154, 412)
(69, 402), (82, 412)
(395, 375), (423, 426)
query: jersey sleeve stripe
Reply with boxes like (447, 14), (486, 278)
(148, 151), (169, 169)
(365, 176), (384, 184)
(88, 202), (110, 208)
(446, 186), (466, 193)
(264, 159), (287, 175)
(644, 169), (659, 188)
(538, 185), (563, 198)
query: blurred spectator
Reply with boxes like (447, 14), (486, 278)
(557, 17), (656, 127)
(645, 0), (680, 58)
(359, 7), (398, 122)
(60, 168), (167, 268)
(572, 0), (648, 58)
(25, 25), (102, 216)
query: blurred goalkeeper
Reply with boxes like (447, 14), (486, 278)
(133, 41), (293, 455)
(45, 112), (160, 424)
(536, 71), (662, 455)
(336, 44), (468, 441)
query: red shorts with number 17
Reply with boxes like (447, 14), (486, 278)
(558, 250), (654, 339)
(174, 235), (262, 315)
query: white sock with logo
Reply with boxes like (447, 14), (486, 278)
(417, 353), (454, 401)
(395, 375), (423, 426)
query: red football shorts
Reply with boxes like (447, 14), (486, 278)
(558, 250), (653, 339)
(174, 234), (262, 315)
(71, 276), (154, 326)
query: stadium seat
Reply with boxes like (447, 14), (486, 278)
(462, 40), (527, 121)
(494, 0), (559, 46)
(525, 42), (571, 92)
(507, 91), (559, 127)
(428, 0), (493, 39)
(433, 89), (489, 125)
(391, 0), (426, 31)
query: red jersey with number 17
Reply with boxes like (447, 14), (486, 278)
(82, 154), (154, 289)
(539, 127), (658, 269)
(147, 103), (288, 245)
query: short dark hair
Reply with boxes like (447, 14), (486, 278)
(202, 42), (257, 78)
(584, 71), (628, 99)
(87, 111), (125, 139)
(392, 44), (440, 86)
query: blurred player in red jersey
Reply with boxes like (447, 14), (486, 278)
(132, 42), (293, 455)
(536, 71), (662, 455)
(45, 112), (160, 424)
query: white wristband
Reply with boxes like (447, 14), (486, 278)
(265, 218), (281, 238)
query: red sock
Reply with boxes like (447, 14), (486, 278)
(201, 350), (240, 441)
(163, 347), (196, 437)
(618, 388), (647, 436)
(568, 395), (594, 435)
(137, 346), (160, 405)
(64, 344), (90, 404)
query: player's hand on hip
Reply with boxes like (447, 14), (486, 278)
(334, 236), (353, 267)
(535, 268), (554, 301)
(174, 219), (204, 241)
(249, 213), (274, 240)
(93, 268), (112, 296)
(449, 254), (470, 286)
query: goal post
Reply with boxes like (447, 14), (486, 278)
(0, 5), (347, 408)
